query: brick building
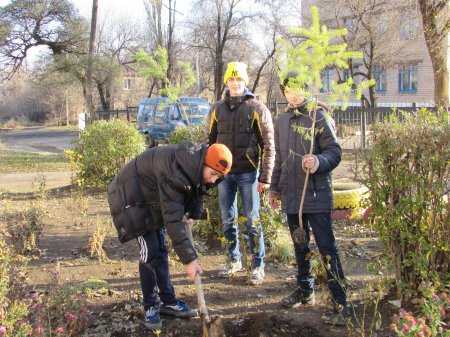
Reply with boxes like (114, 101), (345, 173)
(301, 0), (449, 107)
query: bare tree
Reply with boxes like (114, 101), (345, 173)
(417, 0), (449, 110)
(93, 16), (143, 110)
(249, 0), (297, 94)
(0, 0), (86, 79)
(143, 0), (178, 94)
(52, 14), (143, 112)
(189, 0), (254, 100)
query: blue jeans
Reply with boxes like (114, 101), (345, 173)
(218, 170), (265, 268)
(137, 229), (177, 309)
(287, 213), (347, 306)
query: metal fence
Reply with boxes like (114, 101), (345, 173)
(91, 102), (433, 151)
(266, 102), (434, 150)
(89, 106), (138, 124)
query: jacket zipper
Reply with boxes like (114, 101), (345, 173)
(232, 109), (237, 162)
(312, 175), (317, 199)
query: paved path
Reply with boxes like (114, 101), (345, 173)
(0, 127), (78, 154)
(0, 171), (73, 193)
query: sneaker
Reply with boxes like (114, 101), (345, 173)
(218, 260), (243, 277)
(160, 300), (198, 318)
(250, 266), (265, 285)
(322, 304), (354, 326)
(281, 288), (315, 308)
(144, 305), (162, 330)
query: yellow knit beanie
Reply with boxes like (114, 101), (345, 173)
(223, 62), (249, 85)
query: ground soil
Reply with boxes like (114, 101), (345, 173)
(0, 127), (395, 337)
(1, 181), (392, 337)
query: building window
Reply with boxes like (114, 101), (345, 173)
(342, 69), (350, 81)
(320, 68), (332, 93)
(400, 18), (418, 40)
(123, 78), (132, 90)
(373, 66), (387, 93)
(377, 16), (388, 35)
(343, 17), (354, 31)
(398, 64), (417, 93)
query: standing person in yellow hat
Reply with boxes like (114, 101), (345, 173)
(207, 62), (275, 285)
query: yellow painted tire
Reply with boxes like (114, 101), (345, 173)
(333, 181), (368, 210)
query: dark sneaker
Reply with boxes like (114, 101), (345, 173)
(160, 300), (198, 318)
(322, 304), (354, 326)
(281, 288), (315, 308)
(144, 305), (162, 330)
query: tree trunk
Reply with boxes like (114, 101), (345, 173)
(148, 80), (156, 98)
(418, 0), (449, 111)
(166, 0), (176, 83)
(368, 84), (376, 108)
(65, 90), (69, 126)
(252, 48), (276, 94)
(430, 46), (449, 111)
(214, 51), (224, 101)
(96, 83), (108, 112)
(214, 2), (224, 101)
(85, 0), (98, 117)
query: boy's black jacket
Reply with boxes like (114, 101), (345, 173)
(270, 102), (342, 214)
(108, 142), (207, 265)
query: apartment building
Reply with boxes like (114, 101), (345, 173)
(301, 0), (449, 107)
(113, 64), (150, 109)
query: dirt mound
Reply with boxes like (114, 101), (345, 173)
(225, 312), (324, 337)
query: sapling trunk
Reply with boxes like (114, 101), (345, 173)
(296, 104), (318, 242)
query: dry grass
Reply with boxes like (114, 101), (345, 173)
(88, 218), (110, 262)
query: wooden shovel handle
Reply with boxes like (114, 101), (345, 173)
(185, 220), (210, 320)
(195, 273), (209, 320)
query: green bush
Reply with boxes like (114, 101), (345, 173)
(0, 238), (32, 336)
(269, 227), (294, 264)
(168, 123), (207, 144)
(362, 109), (449, 299)
(259, 194), (286, 249)
(66, 119), (145, 188)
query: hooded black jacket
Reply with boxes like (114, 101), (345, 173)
(114, 142), (206, 264)
(270, 102), (341, 214)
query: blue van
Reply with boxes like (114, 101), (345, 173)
(136, 96), (210, 146)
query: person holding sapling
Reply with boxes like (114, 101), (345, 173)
(269, 70), (352, 325)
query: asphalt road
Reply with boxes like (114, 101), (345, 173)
(0, 127), (79, 153)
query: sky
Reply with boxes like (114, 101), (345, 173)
(0, 0), (302, 65)
(1, 0), (151, 19)
(0, 0), (192, 64)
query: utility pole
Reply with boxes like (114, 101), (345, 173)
(85, 0), (98, 119)
(196, 53), (201, 95)
(65, 89), (69, 126)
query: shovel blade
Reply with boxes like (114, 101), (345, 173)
(202, 315), (226, 337)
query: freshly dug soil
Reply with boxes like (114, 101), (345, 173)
(225, 312), (325, 337)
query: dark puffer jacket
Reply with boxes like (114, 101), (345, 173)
(208, 88), (275, 183)
(117, 142), (207, 264)
(270, 102), (341, 214)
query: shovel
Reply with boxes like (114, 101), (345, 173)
(185, 220), (226, 337)
(194, 273), (226, 337)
